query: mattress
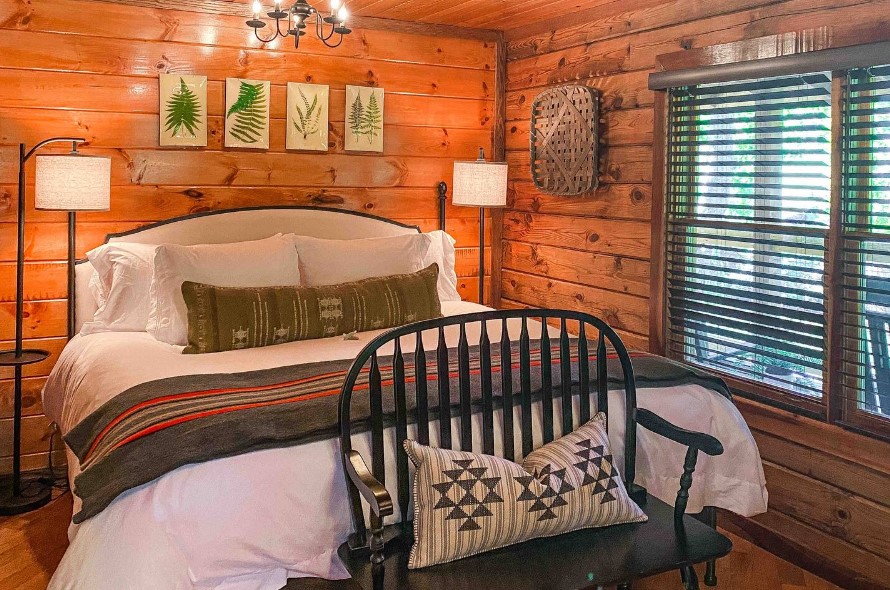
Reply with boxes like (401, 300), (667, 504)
(43, 301), (767, 590)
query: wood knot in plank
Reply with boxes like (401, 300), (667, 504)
(311, 192), (345, 205)
(154, 56), (172, 72)
(159, 14), (180, 41)
(0, 189), (11, 215)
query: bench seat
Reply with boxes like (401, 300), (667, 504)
(338, 495), (732, 590)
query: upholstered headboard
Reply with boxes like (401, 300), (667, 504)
(74, 206), (430, 332)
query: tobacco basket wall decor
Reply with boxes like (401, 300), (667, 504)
(530, 85), (600, 195)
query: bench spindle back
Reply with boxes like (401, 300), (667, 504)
(337, 309), (638, 550)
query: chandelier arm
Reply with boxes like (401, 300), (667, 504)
(253, 24), (280, 43)
(321, 31), (344, 48)
(316, 15), (337, 42)
(275, 15), (291, 38)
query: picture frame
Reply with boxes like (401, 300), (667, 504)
(287, 83), (329, 151)
(159, 74), (207, 147)
(344, 85), (384, 153)
(224, 78), (271, 149)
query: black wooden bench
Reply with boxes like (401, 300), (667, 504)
(336, 309), (732, 590)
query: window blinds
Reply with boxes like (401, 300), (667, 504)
(841, 65), (890, 419)
(665, 74), (833, 399)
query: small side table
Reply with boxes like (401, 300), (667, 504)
(0, 348), (52, 515)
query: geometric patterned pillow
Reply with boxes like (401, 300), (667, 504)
(404, 413), (647, 569)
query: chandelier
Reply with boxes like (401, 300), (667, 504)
(246, 0), (352, 49)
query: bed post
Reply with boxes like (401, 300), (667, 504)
(437, 181), (448, 230)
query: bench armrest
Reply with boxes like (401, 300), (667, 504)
(635, 408), (724, 529)
(344, 450), (394, 520)
(636, 408), (724, 456)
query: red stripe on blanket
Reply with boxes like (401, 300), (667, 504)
(87, 350), (640, 462)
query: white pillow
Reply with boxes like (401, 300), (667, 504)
(421, 230), (461, 302)
(147, 235), (302, 346)
(290, 234), (427, 287)
(81, 242), (158, 335)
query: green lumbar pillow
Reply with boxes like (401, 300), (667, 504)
(181, 263), (442, 354)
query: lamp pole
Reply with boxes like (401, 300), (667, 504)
(0, 137), (86, 515)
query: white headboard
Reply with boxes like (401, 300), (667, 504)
(74, 206), (423, 332)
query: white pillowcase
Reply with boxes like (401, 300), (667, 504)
(147, 235), (302, 346)
(290, 234), (428, 287)
(81, 242), (158, 335)
(422, 230), (461, 302)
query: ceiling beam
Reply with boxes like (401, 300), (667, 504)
(92, 0), (501, 40)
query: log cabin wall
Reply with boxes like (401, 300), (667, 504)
(0, 0), (497, 474)
(502, 1), (890, 588)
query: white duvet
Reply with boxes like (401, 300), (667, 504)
(44, 301), (767, 590)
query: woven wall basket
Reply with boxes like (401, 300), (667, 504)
(530, 85), (600, 196)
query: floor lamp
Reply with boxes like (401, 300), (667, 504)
(452, 148), (508, 304)
(0, 138), (110, 515)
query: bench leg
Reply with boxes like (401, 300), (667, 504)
(369, 514), (385, 590)
(704, 558), (717, 586)
(694, 506), (718, 586)
(680, 566), (699, 590)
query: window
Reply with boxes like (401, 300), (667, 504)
(666, 74), (833, 409)
(841, 65), (890, 428)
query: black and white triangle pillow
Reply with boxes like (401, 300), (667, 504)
(405, 413), (647, 569)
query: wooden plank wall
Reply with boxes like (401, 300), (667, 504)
(502, 1), (890, 588)
(0, 0), (496, 474)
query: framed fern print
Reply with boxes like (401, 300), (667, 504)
(159, 74), (207, 147)
(225, 78), (270, 149)
(286, 83), (329, 151)
(345, 85), (384, 153)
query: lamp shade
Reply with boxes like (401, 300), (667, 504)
(452, 159), (508, 207)
(35, 154), (111, 211)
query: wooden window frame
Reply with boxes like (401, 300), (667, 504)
(651, 30), (890, 439)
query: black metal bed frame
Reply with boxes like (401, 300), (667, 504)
(71, 185), (453, 333)
(337, 308), (730, 590)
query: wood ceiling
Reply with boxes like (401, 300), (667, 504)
(219, 0), (622, 32)
(346, 0), (616, 30)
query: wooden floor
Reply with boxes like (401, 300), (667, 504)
(2, 493), (840, 590)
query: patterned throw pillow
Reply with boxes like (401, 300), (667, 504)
(181, 263), (442, 354)
(405, 413), (647, 569)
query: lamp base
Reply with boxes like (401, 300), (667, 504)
(0, 472), (52, 516)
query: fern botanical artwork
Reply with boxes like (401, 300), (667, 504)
(224, 78), (270, 149)
(158, 74), (207, 147)
(286, 83), (329, 151)
(344, 85), (385, 153)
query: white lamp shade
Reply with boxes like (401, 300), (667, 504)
(452, 160), (508, 207)
(35, 154), (111, 211)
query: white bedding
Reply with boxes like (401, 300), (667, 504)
(44, 301), (767, 590)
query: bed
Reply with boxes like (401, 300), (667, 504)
(43, 205), (768, 590)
